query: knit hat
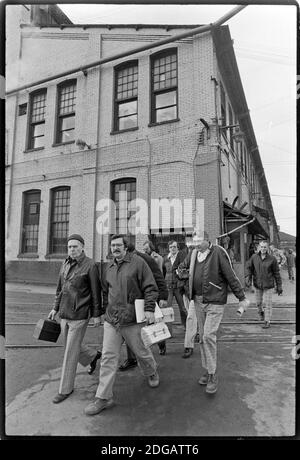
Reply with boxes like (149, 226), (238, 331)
(67, 234), (85, 245)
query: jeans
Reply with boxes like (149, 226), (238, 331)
(193, 296), (224, 375)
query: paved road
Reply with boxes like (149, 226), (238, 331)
(4, 270), (297, 438)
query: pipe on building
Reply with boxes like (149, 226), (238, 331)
(6, 5), (247, 96)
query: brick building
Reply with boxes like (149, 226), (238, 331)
(5, 4), (279, 284)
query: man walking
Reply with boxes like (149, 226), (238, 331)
(143, 240), (164, 273)
(84, 234), (160, 416)
(164, 241), (187, 328)
(246, 240), (282, 328)
(286, 249), (295, 281)
(177, 235), (248, 394)
(48, 234), (103, 403)
(118, 243), (169, 371)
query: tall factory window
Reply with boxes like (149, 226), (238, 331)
(21, 190), (41, 253)
(150, 49), (178, 124)
(111, 178), (136, 246)
(56, 80), (76, 143)
(27, 90), (47, 149)
(114, 61), (138, 132)
(49, 186), (70, 254)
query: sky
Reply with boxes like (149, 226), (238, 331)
(58, 2), (297, 237)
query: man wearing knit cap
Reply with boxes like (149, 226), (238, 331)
(48, 234), (103, 403)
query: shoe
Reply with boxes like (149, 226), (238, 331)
(88, 350), (102, 375)
(206, 374), (218, 394)
(118, 359), (138, 371)
(148, 371), (160, 388)
(158, 342), (166, 355)
(182, 347), (193, 359)
(53, 390), (73, 404)
(84, 397), (115, 416)
(198, 372), (209, 386)
(262, 321), (270, 329)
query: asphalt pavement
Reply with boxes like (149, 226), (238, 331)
(4, 269), (297, 438)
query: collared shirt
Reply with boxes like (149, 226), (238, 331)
(197, 248), (210, 263)
(169, 251), (179, 265)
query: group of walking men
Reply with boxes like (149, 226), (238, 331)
(48, 233), (282, 415)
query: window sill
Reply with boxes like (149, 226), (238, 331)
(17, 253), (39, 259)
(24, 147), (45, 154)
(148, 118), (180, 127)
(45, 254), (67, 260)
(110, 127), (139, 135)
(52, 141), (75, 147)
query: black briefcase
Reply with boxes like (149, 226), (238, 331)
(33, 319), (61, 343)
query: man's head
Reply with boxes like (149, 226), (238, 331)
(110, 234), (128, 260)
(168, 240), (179, 256)
(288, 249), (293, 254)
(258, 240), (269, 255)
(143, 240), (155, 255)
(67, 234), (85, 259)
(192, 233), (210, 253)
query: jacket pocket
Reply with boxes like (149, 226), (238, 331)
(209, 281), (222, 290)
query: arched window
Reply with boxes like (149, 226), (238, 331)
(56, 80), (76, 144)
(111, 178), (136, 246)
(113, 61), (138, 132)
(49, 186), (70, 254)
(27, 89), (47, 150)
(150, 48), (178, 124)
(21, 189), (41, 253)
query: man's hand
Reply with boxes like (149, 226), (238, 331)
(277, 288), (283, 296)
(145, 311), (155, 325)
(48, 309), (57, 320)
(159, 300), (168, 308)
(244, 277), (251, 288)
(92, 317), (102, 327)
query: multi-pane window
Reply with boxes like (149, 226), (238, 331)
(21, 190), (41, 253)
(56, 81), (76, 143)
(151, 49), (178, 124)
(28, 90), (47, 149)
(49, 187), (70, 254)
(111, 179), (136, 246)
(114, 62), (138, 131)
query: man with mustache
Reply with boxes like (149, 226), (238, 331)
(85, 234), (159, 416)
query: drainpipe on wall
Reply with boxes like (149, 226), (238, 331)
(146, 136), (152, 238)
(93, 34), (102, 262)
(211, 76), (224, 236)
(6, 5), (247, 96)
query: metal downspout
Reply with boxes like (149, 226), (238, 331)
(6, 5), (247, 96)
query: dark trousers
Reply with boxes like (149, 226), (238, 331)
(167, 287), (187, 326)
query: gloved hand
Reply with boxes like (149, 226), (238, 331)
(277, 288), (283, 296)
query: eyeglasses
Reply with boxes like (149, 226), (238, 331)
(111, 243), (124, 248)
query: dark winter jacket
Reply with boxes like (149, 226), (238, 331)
(103, 252), (158, 326)
(135, 251), (168, 301)
(245, 252), (282, 290)
(178, 244), (246, 305)
(163, 251), (186, 290)
(54, 252), (103, 320)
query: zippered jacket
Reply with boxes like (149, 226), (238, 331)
(54, 252), (103, 320)
(178, 244), (245, 305)
(103, 252), (158, 326)
(245, 252), (282, 290)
